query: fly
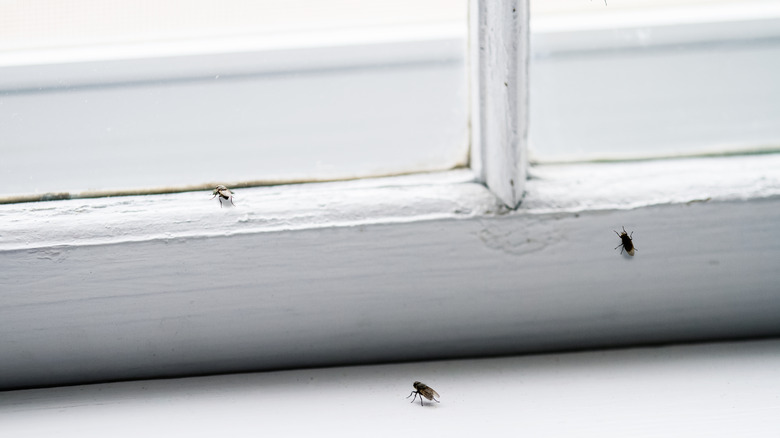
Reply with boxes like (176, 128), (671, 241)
(614, 226), (636, 256)
(211, 185), (235, 208)
(407, 381), (440, 406)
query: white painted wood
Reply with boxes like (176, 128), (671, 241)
(469, 0), (529, 208)
(2, 340), (779, 437)
(0, 170), (489, 251)
(3, 0), (778, 398)
(2, 155), (779, 390)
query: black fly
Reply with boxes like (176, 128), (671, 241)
(407, 381), (440, 406)
(614, 226), (636, 256)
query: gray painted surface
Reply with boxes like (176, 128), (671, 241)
(2, 340), (779, 436)
(2, 195), (779, 390)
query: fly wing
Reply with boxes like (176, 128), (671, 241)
(217, 188), (232, 199)
(421, 387), (440, 400)
(213, 185), (231, 195)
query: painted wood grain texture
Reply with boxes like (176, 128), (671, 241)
(2, 154), (779, 389)
(470, 0), (529, 208)
(2, 195), (780, 390)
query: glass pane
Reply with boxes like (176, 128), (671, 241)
(529, 0), (780, 162)
(0, 0), (468, 199)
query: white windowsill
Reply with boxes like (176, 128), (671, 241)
(2, 154), (780, 390)
(0, 169), (491, 251)
(2, 339), (778, 437)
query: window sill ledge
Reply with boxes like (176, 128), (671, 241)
(523, 153), (780, 213)
(2, 155), (780, 390)
(2, 339), (779, 437)
(0, 169), (496, 251)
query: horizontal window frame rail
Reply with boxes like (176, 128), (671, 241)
(0, 36), (466, 94)
(2, 154), (780, 390)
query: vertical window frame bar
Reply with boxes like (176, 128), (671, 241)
(469, 0), (529, 209)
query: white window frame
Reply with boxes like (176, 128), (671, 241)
(2, 0), (780, 391)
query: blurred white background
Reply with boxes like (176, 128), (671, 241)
(2, 0), (779, 197)
(0, 0), (469, 197)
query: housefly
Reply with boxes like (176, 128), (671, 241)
(614, 226), (636, 256)
(211, 185), (235, 208)
(407, 381), (440, 406)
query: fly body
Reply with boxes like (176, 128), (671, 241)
(614, 226), (636, 256)
(407, 381), (440, 406)
(211, 185), (235, 208)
